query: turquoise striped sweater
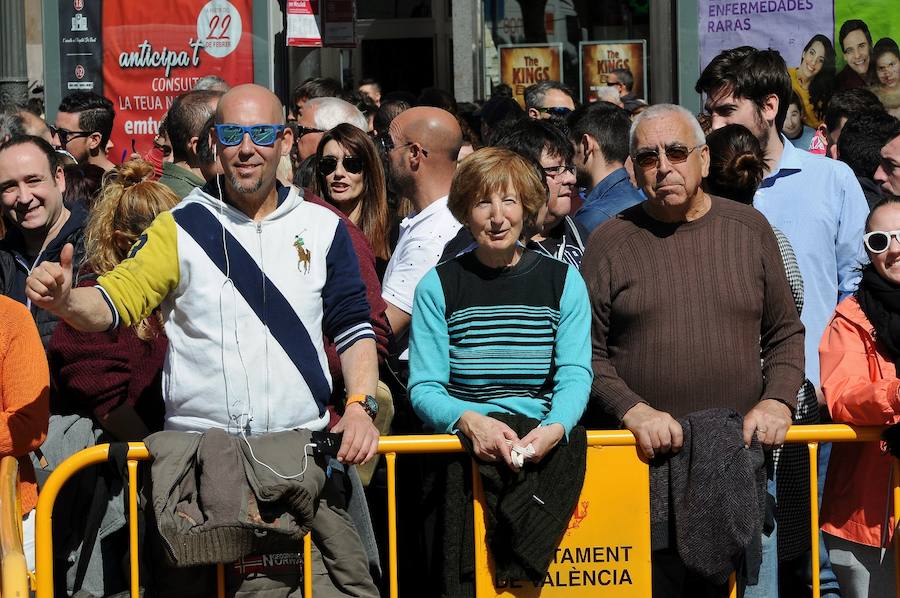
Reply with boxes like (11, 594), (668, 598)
(408, 250), (592, 436)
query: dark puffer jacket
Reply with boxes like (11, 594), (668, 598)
(0, 204), (88, 348)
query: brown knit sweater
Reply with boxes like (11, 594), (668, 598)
(581, 196), (805, 424)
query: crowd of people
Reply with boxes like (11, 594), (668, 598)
(1, 28), (900, 598)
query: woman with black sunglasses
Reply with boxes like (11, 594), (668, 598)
(818, 195), (900, 595)
(313, 124), (391, 273)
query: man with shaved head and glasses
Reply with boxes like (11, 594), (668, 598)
(379, 106), (463, 344)
(581, 103), (805, 596)
(26, 84), (380, 596)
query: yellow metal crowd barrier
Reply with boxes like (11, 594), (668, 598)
(4, 425), (897, 597)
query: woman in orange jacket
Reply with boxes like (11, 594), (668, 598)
(0, 295), (50, 570)
(819, 196), (900, 596)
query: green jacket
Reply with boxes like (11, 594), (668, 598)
(158, 162), (205, 199)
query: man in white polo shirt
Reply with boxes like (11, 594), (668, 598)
(377, 107), (463, 592)
(378, 107), (463, 349)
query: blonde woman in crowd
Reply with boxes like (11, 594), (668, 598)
(49, 160), (179, 440)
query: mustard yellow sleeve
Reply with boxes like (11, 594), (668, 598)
(97, 210), (180, 327)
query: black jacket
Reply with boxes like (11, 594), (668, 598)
(431, 414), (586, 597)
(462, 414), (587, 584)
(0, 204), (87, 348)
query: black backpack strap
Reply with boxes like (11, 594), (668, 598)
(107, 442), (129, 485)
(107, 442), (131, 541)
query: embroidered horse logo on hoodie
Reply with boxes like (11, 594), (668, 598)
(293, 233), (311, 274)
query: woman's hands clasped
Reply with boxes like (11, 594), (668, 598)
(457, 412), (564, 470)
(458, 411), (519, 468)
(518, 423), (564, 463)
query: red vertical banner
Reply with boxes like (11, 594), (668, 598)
(102, 0), (255, 161)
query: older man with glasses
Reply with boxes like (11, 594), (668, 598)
(295, 96), (367, 160)
(582, 103), (805, 597)
(26, 83), (380, 597)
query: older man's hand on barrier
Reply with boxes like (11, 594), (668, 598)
(457, 411), (519, 470)
(743, 399), (792, 449)
(621, 402), (683, 460)
(519, 423), (565, 464)
(332, 403), (379, 465)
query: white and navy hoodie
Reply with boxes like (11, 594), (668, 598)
(97, 181), (373, 434)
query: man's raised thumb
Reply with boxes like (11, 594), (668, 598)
(60, 243), (74, 272)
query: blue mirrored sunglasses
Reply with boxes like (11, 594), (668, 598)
(214, 124), (285, 147)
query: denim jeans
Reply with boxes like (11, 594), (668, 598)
(744, 477), (779, 598)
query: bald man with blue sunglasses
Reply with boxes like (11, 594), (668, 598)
(26, 84), (381, 595)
